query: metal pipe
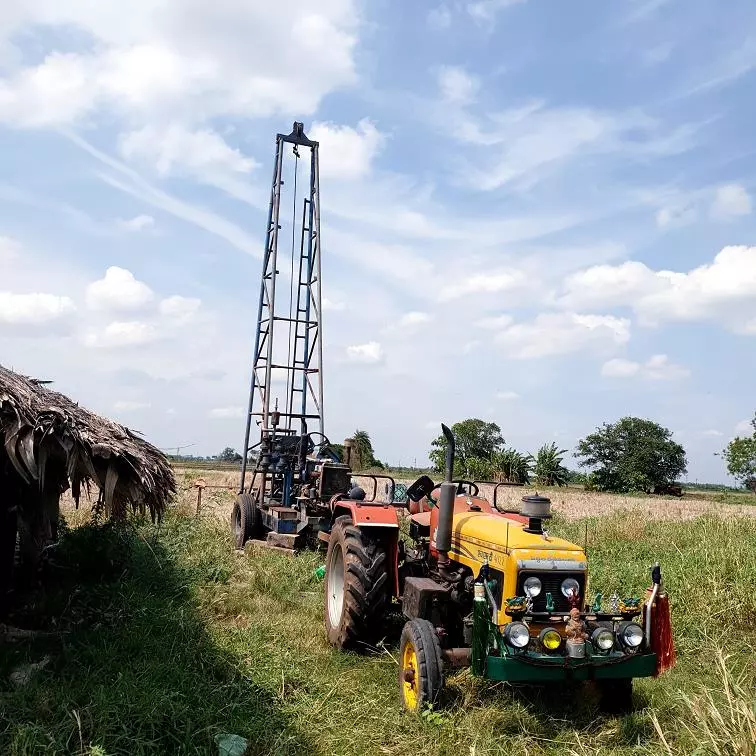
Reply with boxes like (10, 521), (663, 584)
(442, 423), (454, 483)
(436, 424), (456, 557)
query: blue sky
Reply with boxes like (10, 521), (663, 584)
(1, 0), (755, 482)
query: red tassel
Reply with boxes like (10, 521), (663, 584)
(649, 590), (676, 676)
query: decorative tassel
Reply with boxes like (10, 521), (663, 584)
(645, 563), (676, 677)
(651, 589), (676, 676)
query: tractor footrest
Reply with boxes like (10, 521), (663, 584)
(317, 530), (331, 544)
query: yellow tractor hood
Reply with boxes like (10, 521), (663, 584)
(450, 510), (586, 569)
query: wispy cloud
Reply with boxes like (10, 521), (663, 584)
(64, 131), (262, 256)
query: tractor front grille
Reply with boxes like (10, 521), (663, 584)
(517, 571), (586, 613)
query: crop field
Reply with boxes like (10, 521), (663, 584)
(1, 469), (754, 755)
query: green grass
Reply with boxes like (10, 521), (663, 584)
(1, 510), (755, 755)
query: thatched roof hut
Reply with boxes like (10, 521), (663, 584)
(0, 364), (175, 598)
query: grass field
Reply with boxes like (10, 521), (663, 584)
(1, 482), (755, 755)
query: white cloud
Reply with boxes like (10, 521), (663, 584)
(346, 341), (384, 363)
(119, 123), (258, 177)
(117, 214), (155, 231)
(701, 429), (724, 437)
(322, 296), (346, 311)
(0, 2), (360, 128)
(113, 400), (151, 412)
(467, 0), (528, 23)
(475, 314), (514, 330)
(561, 246), (756, 332)
(209, 406), (245, 419)
(710, 184), (752, 220)
(494, 313), (630, 359)
(734, 419), (754, 437)
(427, 5), (452, 29)
(495, 390), (519, 401)
(159, 295), (202, 323)
(0, 291), (76, 326)
(398, 311), (432, 327)
(84, 320), (158, 348)
(600, 358), (640, 378)
(601, 354), (689, 381)
(452, 102), (694, 191)
(439, 270), (527, 301)
(437, 66), (479, 105)
(309, 119), (385, 179)
(0, 236), (20, 261)
(86, 267), (154, 312)
(656, 204), (696, 228)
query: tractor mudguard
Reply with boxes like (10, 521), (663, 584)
(331, 500), (400, 597)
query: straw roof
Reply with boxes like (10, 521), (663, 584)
(0, 364), (174, 519)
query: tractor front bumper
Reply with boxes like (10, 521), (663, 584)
(484, 650), (657, 682)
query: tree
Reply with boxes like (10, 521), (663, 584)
(575, 417), (687, 493)
(722, 413), (756, 493)
(534, 442), (570, 487)
(491, 448), (532, 484)
(217, 447), (243, 463)
(429, 419), (505, 477)
(351, 429), (384, 469)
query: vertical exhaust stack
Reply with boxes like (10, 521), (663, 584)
(436, 424), (456, 566)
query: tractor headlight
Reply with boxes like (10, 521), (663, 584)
(504, 622), (530, 649)
(561, 577), (580, 598)
(523, 576), (542, 598)
(591, 627), (615, 652)
(538, 627), (562, 652)
(617, 621), (643, 649)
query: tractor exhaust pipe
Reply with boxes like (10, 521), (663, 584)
(436, 424), (456, 563)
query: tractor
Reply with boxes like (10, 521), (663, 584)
(322, 424), (675, 712)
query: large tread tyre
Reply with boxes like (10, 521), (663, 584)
(399, 618), (444, 711)
(324, 515), (389, 651)
(596, 678), (633, 715)
(231, 493), (261, 549)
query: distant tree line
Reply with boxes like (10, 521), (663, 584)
(427, 416), (689, 494)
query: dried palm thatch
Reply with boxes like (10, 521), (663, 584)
(0, 364), (174, 518)
(0, 364), (175, 598)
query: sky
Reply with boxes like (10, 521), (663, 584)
(1, 0), (755, 483)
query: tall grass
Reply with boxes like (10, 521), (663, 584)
(1, 509), (754, 755)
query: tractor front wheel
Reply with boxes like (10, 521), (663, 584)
(231, 493), (261, 549)
(399, 618), (444, 711)
(324, 515), (389, 650)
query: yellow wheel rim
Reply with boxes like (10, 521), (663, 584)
(401, 641), (419, 710)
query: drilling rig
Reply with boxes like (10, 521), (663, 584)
(231, 122), (383, 552)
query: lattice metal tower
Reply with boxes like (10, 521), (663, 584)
(239, 122), (324, 499)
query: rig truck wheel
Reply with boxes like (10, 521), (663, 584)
(399, 619), (444, 711)
(231, 493), (261, 549)
(324, 515), (389, 650)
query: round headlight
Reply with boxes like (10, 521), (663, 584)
(618, 621), (643, 648)
(523, 576), (542, 598)
(561, 577), (580, 599)
(504, 622), (530, 649)
(539, 627), (562, 652)
(591, 627), (615, 652)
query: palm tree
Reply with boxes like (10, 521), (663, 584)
(534, 442), (570, 487)
(491, 448), (533, 484)
(352, 429), (375, 469)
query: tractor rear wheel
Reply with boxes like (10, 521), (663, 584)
(324, 515), (389, 650)
(399, 618), (444, 711)
(231, 493), (261, 549)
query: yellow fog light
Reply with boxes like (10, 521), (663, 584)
(539, 628), (562, 652)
